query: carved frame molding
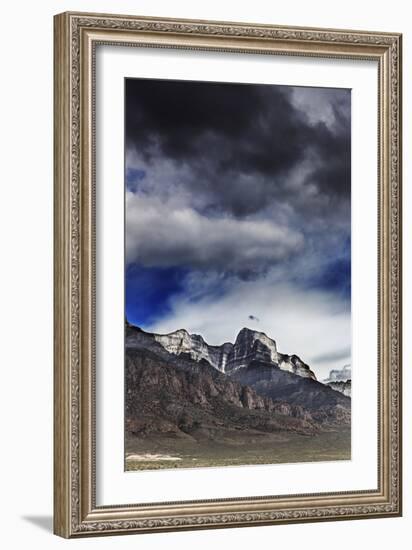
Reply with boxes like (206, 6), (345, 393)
(54, 12), (402, 538)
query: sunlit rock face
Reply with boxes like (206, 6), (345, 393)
(153, 329), (232, 372)
(224, 328), (279, 372)
(278, 353), (316, 380)
(127, 323), (316, 380)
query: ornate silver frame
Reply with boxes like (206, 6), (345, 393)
(53, 11), (402, 538)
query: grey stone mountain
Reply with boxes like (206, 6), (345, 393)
(325, 379), (351, 398)
(323, 364), (351, 397)
(324, 364), (351, 383)
(125, 322), (351, 446)
(126, 323), (316, 380)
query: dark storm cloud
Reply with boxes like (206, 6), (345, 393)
(305, 101), (351, 197)
(125, 194), (304, 274)
(126, 79), (304, 168)
(125, 77), (351, 289)
(125, 79), (351, 217)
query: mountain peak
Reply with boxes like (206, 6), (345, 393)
(126, 322), (316, 380)
(324, 364), (351, 384)
(170, 328), (189, 336)
(237, 326), (267, 337)
(235, 326), (276, 350)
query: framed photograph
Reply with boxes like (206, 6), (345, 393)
(53, 12), (402, 538)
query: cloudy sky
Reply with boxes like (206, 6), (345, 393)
(125, 78), (351, 379)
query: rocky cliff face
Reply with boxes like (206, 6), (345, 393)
(152, 328), (233, 372)
(127, 323), (316, 380)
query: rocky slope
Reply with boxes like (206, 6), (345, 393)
(125, 347), (320, 441)
(232, 360), (351, 425)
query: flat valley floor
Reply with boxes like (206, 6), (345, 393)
(125, 427), (351, 471)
